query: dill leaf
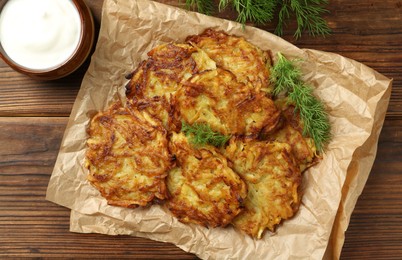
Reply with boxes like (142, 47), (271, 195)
(270, 52), (331, 151)
(181, 121), (231, 147)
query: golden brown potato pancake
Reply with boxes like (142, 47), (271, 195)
(269, 103), (319, 172)
(270, 124), (317, 172)
(125, 43), (216, 131)
(175, 68), (280, 136)
(186, 28), (273, 93)
(85, 101), (172, 208)
(224, 138), (302, 239)
(125, 43), (216, 99)
(166, 132), (247, 228)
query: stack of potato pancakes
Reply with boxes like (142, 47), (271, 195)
(85, 29), (319, 239)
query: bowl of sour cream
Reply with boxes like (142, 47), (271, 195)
(0, 0), (95, 80)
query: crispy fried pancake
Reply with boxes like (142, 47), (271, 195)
(175, 68), (280, 136)
(126, 43), (216, 99)
(85, 101), (172, 208)
(270, 103), (319, 172)
(186, 28), (273, 93)
(125, 43), (216, 131)
(224, 138), (302, 239)
(166, 132), (247, 228)
(270, 124), (317, 172)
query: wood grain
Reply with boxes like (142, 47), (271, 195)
(0, 0), (401, 259)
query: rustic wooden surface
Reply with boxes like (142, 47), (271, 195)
(1, 0), (401, 259)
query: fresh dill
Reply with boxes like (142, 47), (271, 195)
(184, 0), (331, 38)
(181, 121), (231, 147)
(232, 0), (277, 25)
(270, 52), (331, 151)
(185, 0), (214, 15)
(276, 0), (331, 38)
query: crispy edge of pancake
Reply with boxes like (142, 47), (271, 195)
(224, 138), (302, 239)
(186, 28), (274, 94)
(85, 101), (173, 208)
(268, 101), (320, 171)
(166, 132), (247, 228)
(125, 42), (216, 99)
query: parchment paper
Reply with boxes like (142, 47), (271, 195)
(46, 0), (392, 259)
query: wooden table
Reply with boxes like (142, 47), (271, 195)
(1, 0), (401, 259)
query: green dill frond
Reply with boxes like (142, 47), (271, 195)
(185, 0), (214, 15)
(278, 0), (331, 38)
(274, 3), (290, 36)
(270, 52), (331, 151)
(270, 53), (302, 95)
(233, 0), (277, 25)
(181, 121), (231, 147)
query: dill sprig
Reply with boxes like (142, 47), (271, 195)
(184, 0), (331, 39)
(185, 0), (214, 15)
(232, 0), (277, 25)
(181, 121), (231, 147)
(276, 0), (331, 38)
(270, 52), (331, 151)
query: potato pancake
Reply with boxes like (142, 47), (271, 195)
(125, 43), (216, 99)
(175, 68), (280, 136)
(186, 28), (273, 93)
(224, 138), (302, 239)
(85, 101), (172, 208)
(271, 124), (317, 172)
(166, 132), (247, 228)
(270, 103), (319, 171)
(125, 43), (216, 131)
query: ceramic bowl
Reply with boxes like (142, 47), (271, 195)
(0, 0), (95, 80)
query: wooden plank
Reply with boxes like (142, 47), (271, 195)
(0, 63), (82, 117)
(0, 117), (67, 174)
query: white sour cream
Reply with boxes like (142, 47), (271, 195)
(0, 0), (82, 70)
